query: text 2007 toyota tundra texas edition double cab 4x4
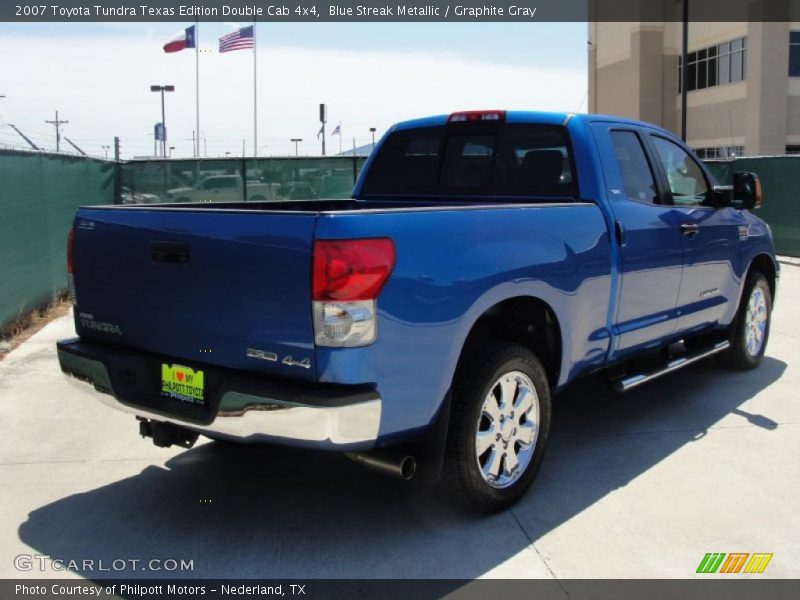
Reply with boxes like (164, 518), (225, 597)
(58, 111), (777, 511)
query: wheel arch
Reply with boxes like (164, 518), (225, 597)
(747, 252), (778, 301)
(454, 296), (564, 390)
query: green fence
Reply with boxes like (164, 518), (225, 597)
(1, 151), (797, 332)
(118, 156), (366, 204)
(0, 150), (115, 330)
(705, 157), (800, 257)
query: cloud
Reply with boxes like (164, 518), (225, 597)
(0, 32), (585, 158)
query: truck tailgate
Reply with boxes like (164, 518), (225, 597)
(71, 207), (318, 381)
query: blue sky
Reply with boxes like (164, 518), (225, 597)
(0, 22), (587, 157)
(0, 22), (586, 68)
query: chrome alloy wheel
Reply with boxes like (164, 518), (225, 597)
(744, 286), (768, 357)
(475, 371), (540, 489)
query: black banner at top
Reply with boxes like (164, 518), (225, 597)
(2, 0), (800, 22)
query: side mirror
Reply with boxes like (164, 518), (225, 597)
(711, 172), (762, 210)
(732, 171), (762, 210)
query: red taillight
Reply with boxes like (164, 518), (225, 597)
(448, 110), (506, 123)
(312, 238), (395, 301)
(67, 228), (74, 274)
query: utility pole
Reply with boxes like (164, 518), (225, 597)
(319, 103), (327, 156)
(680, 0), (689, 142)
(45, 110), (69, 153)
(113, 136), (120, 161)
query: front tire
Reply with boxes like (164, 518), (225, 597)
(720, 271), (772, 370)
(440, 342), (552, 512)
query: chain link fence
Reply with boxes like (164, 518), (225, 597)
(118, 156), (365, 204)
(705, 157), (800, 258)
(0, 150), (115, 330)
(1, 150), (798, 333)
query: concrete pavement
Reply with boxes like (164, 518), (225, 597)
(1, 265), (798, 581)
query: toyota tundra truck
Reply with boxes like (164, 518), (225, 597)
(58, 111), (777, 511)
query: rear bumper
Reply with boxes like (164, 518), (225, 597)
(57, 338), (381, 449)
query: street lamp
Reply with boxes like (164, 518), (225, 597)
(150, 84), (175, 158)
(102, 145), (110, 159)
(290, 138), (302, 156)
(369, 127), (377, 150)
(169, 146), (175, 158)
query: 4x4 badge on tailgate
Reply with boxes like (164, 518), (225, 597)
(246, 347), (310, 369)
(282, 355), (311, 369)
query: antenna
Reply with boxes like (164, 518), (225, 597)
(45, 110), (69, 152)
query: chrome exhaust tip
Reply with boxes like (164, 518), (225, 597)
(346, 450), (417, 481)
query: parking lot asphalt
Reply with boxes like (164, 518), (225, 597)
(1, 264), (798, 582)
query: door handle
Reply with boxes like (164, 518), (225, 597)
(680, 223), (700, 236)
(151, 241), (190, 264)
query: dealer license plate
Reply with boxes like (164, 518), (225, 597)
(160, 363), (205, 405)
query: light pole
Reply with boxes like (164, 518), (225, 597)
(169, 146), (175, 158)
(369, 127), (377, 150)
(150, 84), (175, 158)
(291, 138), (302, 156)
(102, 145), (110, 159)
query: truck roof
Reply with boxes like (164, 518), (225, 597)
(392, 111), (676, 139)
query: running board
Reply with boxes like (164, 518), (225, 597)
(611, 340), (730, 393)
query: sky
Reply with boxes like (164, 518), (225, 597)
(0, 22), (587, 158)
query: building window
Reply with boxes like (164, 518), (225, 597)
(790, 32), (800, 76)
(679, 37), (746, 92)
(693, 146), (744, 159)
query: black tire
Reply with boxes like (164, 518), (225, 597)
(720, 271), (772, 370)
(439, 341), (552, 512)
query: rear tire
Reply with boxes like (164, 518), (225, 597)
(439, 342), (551, 512)
(720, 271), (772, 370)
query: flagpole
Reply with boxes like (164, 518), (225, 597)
(339, 123), (342, 155)
(253, 20), (257, 157)
(195, 20), (200, 158)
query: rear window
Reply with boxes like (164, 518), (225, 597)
(362, 124), (577, 199)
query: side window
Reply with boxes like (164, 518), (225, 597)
(609, 131), (659, 204)
(651, 136), (709, 206)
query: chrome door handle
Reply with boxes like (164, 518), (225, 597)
(680, 223), (700, 236)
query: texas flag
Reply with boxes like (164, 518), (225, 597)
(163, 25), (196, 53)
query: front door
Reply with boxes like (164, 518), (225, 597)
(646, 134), (741, 334)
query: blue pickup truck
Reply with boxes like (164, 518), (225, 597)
(58, 111), (777, 511)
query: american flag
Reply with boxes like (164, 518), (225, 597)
(331, 123), (341, 136)
(219, 26), (254, 53)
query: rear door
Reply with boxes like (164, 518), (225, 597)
(646, 134), (742, 333)
(71, 206), (318, 380)
(591, 123), (685, 356)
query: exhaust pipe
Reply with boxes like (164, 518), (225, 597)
(346, 450), (417, 481)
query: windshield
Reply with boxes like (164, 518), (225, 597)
(362, 123), (578, 199)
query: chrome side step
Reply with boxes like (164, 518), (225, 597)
(611, 340), (730, 393)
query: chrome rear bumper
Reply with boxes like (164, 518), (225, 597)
(57, 339), (381, 449)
